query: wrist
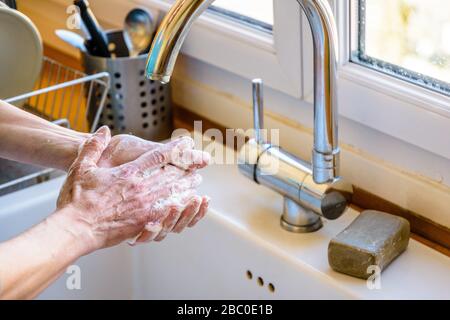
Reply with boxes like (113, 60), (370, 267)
(50, 206), (99, 256)
(57, 130), (91, 172)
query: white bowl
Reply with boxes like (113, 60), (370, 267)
(0, 7), (43, 100)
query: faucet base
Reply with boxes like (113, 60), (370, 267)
(281, 197), (323, 233)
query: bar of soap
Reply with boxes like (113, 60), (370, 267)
(328, 210), (410, 279)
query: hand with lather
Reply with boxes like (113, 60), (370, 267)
(0, 100), (210, 299)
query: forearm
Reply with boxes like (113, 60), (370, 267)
(0, 208), (93, 299)
(0, 100), (89, 171)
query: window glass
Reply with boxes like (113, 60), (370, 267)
(210, 0), (273, 32)
(353, 0), (450, 95)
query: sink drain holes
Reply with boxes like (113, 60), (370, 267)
(257, 277), (264, 287)
(245, 270), (275, 293)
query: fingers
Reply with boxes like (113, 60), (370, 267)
(118, 136), (210, 245)
(168, 136), (210, 170)
(127, 232), (143, 246)
(152, 194), (208, 241)
(131, 193), (209, 244)
(122, 136), (195, 173)
(188, 196), (210, 228)
(133, 231), (151, 244)
(119, 136), (210, 175)
(128, 173), (202, 244)
(151, 189), (194, 242)
(133, 222), (164, 244)
(168, 172), (203, 192)
(132, 201), (172, 244)
(134, 171), (202, 203)
(72, 126), (111, 171)
(153, 204), (185, 242)
(135, 200), (175, 244)
(165, 135), (195, 150)
(172, 195), (202, 233)
(172, 149), (211, 171)
(140, 165), (200, 190)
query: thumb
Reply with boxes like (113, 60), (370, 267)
(74, 126), (111, 170)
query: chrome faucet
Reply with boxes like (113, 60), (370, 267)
(146, 0), (353, 232)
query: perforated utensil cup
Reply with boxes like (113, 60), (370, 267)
(82, 30), (173, 141)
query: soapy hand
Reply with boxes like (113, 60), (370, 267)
(96, 133), (208, 171)
(97, 134), (161, 168)
(56, 126), (210, 252)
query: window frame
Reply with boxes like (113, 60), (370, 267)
(132, 0), (304, 99)
(333, 0), (450, 160)
(351, 0), (450, 96)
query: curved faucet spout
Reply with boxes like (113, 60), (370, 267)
(146, 0), (340, 184)
(146, 0), (215, 84)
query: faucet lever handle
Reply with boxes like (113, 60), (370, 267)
(252, 78), (265, 144)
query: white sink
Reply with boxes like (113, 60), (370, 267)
(0, 155), (449, 299)
(0, 177), (134, 299)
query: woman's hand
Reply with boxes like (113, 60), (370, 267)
(96, 134), (208, 171)
(0, 126), (210, 300)
(97, 134), (161, 168)
(56, 126), (210, 253)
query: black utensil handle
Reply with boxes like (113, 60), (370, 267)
(74, 0), (110, 57)
(3, 0), (17, 9)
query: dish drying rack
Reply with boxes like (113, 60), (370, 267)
(0, 57), (110, 196)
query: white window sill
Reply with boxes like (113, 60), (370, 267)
(338, 62), (450, 160)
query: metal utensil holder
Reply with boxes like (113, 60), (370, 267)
(82, 30), (173, 141)
(0, 57), (110, 196)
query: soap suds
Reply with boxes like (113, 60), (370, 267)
(127, 190), (193, 246)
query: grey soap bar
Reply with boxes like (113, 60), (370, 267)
(328, 210), (410, 279)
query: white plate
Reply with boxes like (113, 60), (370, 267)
(0, 7), (43, 99)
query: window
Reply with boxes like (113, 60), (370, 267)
(141, 0), (302, 98)
(334, 0), (450, 162)
(352, 0), (450, 95)
(210, 0), (273, 32)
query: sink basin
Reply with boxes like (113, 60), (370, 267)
(0, 177), (133, 299)
(0, 149), (449, 299)
(0, 157), (63, 196)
